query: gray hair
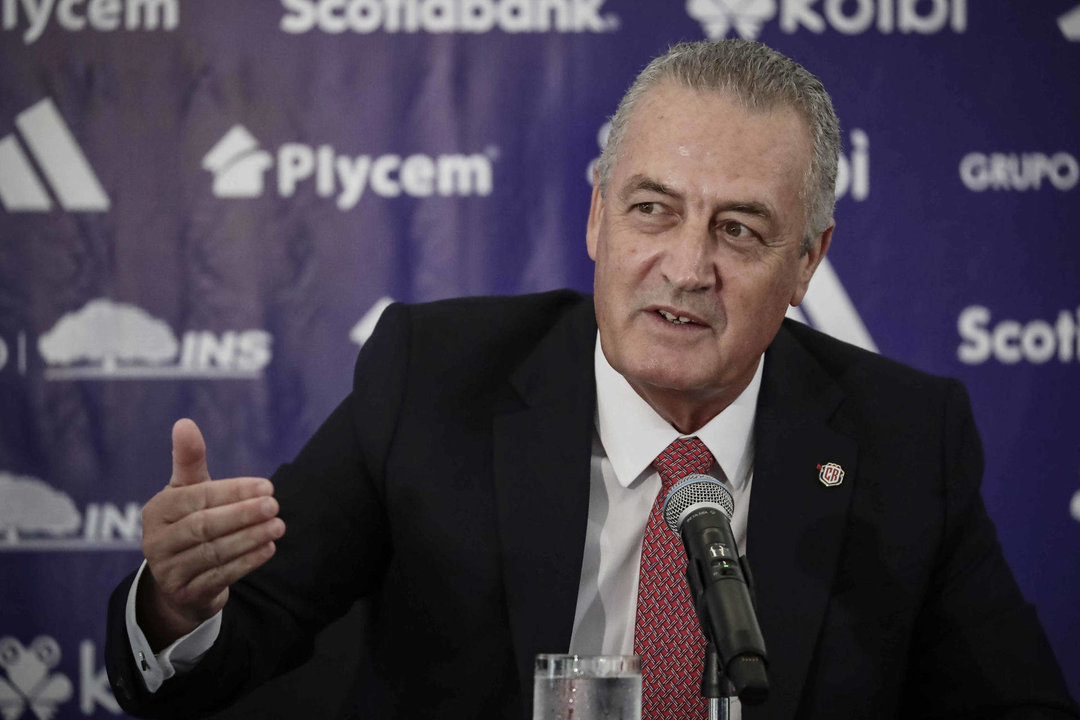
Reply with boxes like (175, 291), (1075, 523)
(595, 40), (841, 247)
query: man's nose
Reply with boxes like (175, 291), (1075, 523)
(661, 222), (716, 291)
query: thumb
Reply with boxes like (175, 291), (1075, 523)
(170, 418), (211, 487)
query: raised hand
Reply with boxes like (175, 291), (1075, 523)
(136, 419), (285, 651)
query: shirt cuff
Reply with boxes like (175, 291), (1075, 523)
(124, 560), (222, 692)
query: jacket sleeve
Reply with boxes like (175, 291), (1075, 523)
(105, 303), (413, 719)
(901, 380), (1078, 719)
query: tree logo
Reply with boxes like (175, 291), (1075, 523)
(37, 299), (272, 380)
(0, 472), (141, 552)
(0, 636), (73, 720)
(0, 474), (81, 547)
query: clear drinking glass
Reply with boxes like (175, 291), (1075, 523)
(533, 654), (641, 720)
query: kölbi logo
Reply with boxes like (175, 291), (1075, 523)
(0, 99), (109, 213)
(0, 636), (120, 718)
(687, 0), (967, 40)
(38, 299), (272, 380)
(203, 124), (495, 210)
(0, 472), (141, 551)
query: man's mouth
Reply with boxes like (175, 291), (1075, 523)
(657, 309), (696, 325)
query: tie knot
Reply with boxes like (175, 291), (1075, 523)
(653, 437), (714, 489)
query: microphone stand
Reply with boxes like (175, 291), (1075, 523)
(701, 641), (734, 720)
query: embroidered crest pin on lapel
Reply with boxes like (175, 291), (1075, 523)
(817, 462), (845, 487)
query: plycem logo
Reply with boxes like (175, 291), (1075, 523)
(687, 0), (966, 39)
(1060, 3), (1080, 41)
(0, 98), (109, 213)
(957, 306), (1080, 365)
(280, 0), (618, 34)
(960, 152), (1078, 192)
(1, 0), (178, 44)
(0, 636), (120, 717)
(38, 298), (272, 380)
(0, 472), (142, 551)
(204, 125), (495, 210)
(202, 125), (274, 198)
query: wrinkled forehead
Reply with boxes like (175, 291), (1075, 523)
(616, 83), (812, 178)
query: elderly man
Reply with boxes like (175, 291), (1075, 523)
(106, 40), (1077, 719)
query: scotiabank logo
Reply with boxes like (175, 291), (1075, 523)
(957, 305), (1080, 365)
(687, 0), (966, 40)
(1, 0), (178, 45)
(959, 152), (1078, 192)
(39, 298), (272, 380)
(203, 125), (495, 210)
(280, 0), (618, 34)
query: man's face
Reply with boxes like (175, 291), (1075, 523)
(587, 82), (831, 428)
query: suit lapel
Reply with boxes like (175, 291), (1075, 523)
(745, 323), (858, 720)
(492, 299), (598, 704)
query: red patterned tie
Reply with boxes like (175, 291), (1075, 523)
(635, 437), (715, 720)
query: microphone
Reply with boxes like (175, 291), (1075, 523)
(662, 474), (769, 704)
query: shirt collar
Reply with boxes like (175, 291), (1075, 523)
(594, 333), (761, 491)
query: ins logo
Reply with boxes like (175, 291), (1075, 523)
(0, 636), (119, 717)
(38, 299), (271, 380)
(0, 472), (141, 551)
(687, 0), (966, 40)
(203, 124), (494, 211)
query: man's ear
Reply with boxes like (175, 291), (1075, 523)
(585, 173), (604, 261)
(790, 221), (834, 307)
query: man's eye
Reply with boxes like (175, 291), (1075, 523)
(720, 220), (755, 240)
(634, 202), (660, 215)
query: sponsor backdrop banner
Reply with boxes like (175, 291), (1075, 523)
(1, 0), (1078, 715)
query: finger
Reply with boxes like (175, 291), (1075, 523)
(181, 541), (279, 607)
(166, 517), (285, 579)
(171, 418), (210, 487)
(155, 496), (281, 557)
(157, 476), (274, 523)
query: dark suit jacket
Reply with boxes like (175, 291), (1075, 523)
(107, 290), (1077, 719)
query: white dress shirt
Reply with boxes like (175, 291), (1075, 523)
(128, 334), (763, 711)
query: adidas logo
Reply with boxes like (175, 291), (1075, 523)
(0, 98), (109, 213)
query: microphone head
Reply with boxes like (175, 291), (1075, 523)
(661, 475), (735, 534)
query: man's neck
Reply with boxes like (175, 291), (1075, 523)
(625, 363), (760, 435)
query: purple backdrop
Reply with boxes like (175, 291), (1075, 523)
(1, 1), (1078, 716)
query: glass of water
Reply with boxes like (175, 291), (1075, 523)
(533, 654), (641, 720)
